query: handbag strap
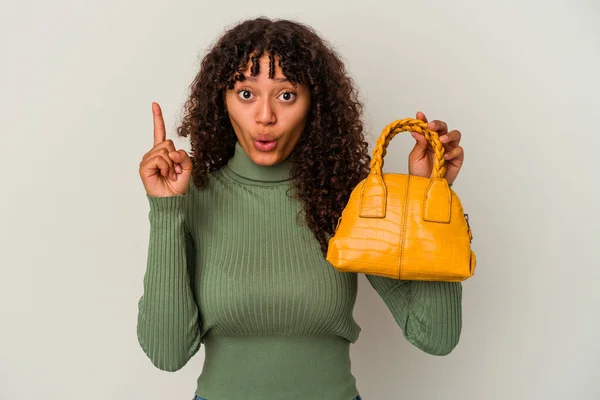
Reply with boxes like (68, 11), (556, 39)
(357, 118), (450, 219)
(369, 118), (447, 179)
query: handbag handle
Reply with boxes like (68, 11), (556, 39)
(370, 118), (447, 179)
(358, 118), (450, 219)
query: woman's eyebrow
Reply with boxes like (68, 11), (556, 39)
(244, 76), (289, 83)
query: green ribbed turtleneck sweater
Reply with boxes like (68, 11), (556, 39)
(137, 141), (463, 400)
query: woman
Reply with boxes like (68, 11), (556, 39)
(137, 17), (465, 400)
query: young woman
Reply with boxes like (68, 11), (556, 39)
(137, 17), (465, 400)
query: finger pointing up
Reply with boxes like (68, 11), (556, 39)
(152, 102), (166, 146)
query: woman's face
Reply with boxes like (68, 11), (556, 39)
(224, 53), (311, 166)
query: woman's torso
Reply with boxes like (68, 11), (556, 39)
(185, 151), (363, 399)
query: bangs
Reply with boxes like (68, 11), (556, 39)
(225, 42), (307, 89)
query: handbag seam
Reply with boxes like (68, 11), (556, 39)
(397, 174), (411, 279)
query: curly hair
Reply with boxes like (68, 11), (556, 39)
(176, 17), (371, 257)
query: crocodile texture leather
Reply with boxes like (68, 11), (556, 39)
(326, 117), (476, 282)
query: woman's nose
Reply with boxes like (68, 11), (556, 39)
(256, 98), (277, 125)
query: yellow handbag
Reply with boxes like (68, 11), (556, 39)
(326, 117), (476, 282)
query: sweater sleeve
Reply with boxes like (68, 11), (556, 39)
(136, 193), (201, 371)
(365, 274), (462, 356)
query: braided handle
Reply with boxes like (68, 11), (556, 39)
(370, 118), (447, 179)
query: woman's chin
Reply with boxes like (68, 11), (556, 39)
(249, 151), (283, 166)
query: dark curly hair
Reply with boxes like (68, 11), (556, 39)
(176, 17), (371, 257)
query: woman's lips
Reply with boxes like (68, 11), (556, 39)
(253, 139), (277, 152)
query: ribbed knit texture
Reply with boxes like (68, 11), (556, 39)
(137, 141), (463, 399)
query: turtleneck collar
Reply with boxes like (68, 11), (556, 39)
(224, 141), (293, 184)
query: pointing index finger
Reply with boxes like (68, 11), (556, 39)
(152, 102), (166, 146)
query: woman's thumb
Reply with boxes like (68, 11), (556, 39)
(169, 150), (193, 171)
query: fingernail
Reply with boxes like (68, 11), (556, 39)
(444, 153), (450, 159)
(428, 122), (435, 129)
(440, 136), (448, 143)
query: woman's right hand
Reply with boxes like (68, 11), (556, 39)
(139, 102), (193, 197)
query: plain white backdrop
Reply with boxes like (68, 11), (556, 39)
(1, 0), (599, 399)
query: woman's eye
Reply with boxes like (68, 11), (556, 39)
(279, 92), (296, 102)
(238, 90), (253, 100)
(237, 90), (295, 102)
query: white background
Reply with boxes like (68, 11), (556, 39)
(1, 0), (599, 399)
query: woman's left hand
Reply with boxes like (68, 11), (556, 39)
(408, 111), (464, 185)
